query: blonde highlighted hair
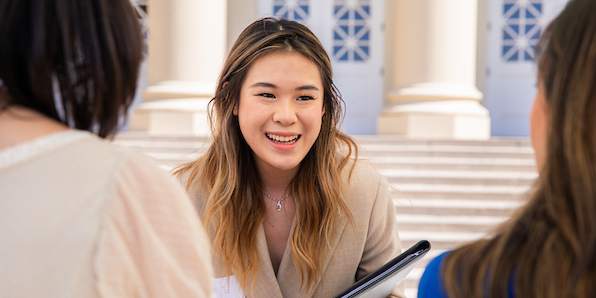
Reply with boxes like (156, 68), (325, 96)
(175, 18), (357, 291)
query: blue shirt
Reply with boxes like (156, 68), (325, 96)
(417, 251), (515, 298)
(417, 251), (449, 298)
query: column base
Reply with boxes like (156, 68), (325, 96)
(128, 98), (211, 136)
(142, 80), (215, 100)
(377, 100), (490, 140)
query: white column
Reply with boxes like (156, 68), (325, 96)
(129, 0), (227, 135)
(380, 0), (490, 139)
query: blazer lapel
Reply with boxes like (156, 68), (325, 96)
(276, 216), (304, 297)
(249, 225), (284, 298)
(277, 213), (348, 297)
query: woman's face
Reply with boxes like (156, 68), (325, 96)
(530, 82), (549, 173)
(235, 51), (325, 177)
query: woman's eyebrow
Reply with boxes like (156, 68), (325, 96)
(296, 85), (319, 91)
(249, 82), (319, 91)
(250, 82), (277, 89)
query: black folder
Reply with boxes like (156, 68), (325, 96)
(334, 240), (431, 298)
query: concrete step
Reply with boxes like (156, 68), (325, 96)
(114, 131), (209, 143)
(352, 135), (531, 147)
(364, 149), (533, 159)
(119, 144), (206, 154)
(381, 169), (537, 186)
(112, 139), (206, 157)
(390, 183), (531, 201)
(361, 143), (533, 153)
(394, 198), (523, 217)
(400, 231), (487, 251)
(367, 156), (535, 172)
(395, 214), (508, 233)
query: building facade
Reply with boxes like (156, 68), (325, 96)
(129, 0), (569, 138)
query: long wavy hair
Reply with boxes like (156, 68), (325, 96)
(0, 0), (142, 138)
(175, 18), (357, 291)
(441, 0), (596, 297)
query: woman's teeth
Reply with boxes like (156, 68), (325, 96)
(266, 133), (300, 144)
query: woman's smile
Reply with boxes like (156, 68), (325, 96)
(265, 133), (301, 144)
(235, 51), (324, 174)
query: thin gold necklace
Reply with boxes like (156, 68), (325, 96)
(261, 190), (290, 212)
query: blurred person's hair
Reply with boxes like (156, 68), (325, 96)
(441, 0), (596, 297)
(0, 0), (143, 138)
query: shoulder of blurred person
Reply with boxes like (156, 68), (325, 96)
(0, 129), (213, 297)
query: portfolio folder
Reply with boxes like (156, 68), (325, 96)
(334, 240), (431, 298)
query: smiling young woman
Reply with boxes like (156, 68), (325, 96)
(175, 18), (405, 298)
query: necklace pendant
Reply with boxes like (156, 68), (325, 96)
(276, 201), (282, 212)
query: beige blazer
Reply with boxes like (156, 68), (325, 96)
(186, 161), (405, 298)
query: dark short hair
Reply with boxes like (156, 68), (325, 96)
(0, 0), (143, 137)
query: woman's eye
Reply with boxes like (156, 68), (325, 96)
(297, 95), (314, 101)
(258, 93), (275, 98)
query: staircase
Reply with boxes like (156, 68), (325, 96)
(113, 132), (536, 298)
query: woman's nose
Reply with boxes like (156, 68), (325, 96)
(272, 99), (297, 126)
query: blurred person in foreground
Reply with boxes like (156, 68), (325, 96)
(418, 0), (596, 297)
(0, 0), (213, 296)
